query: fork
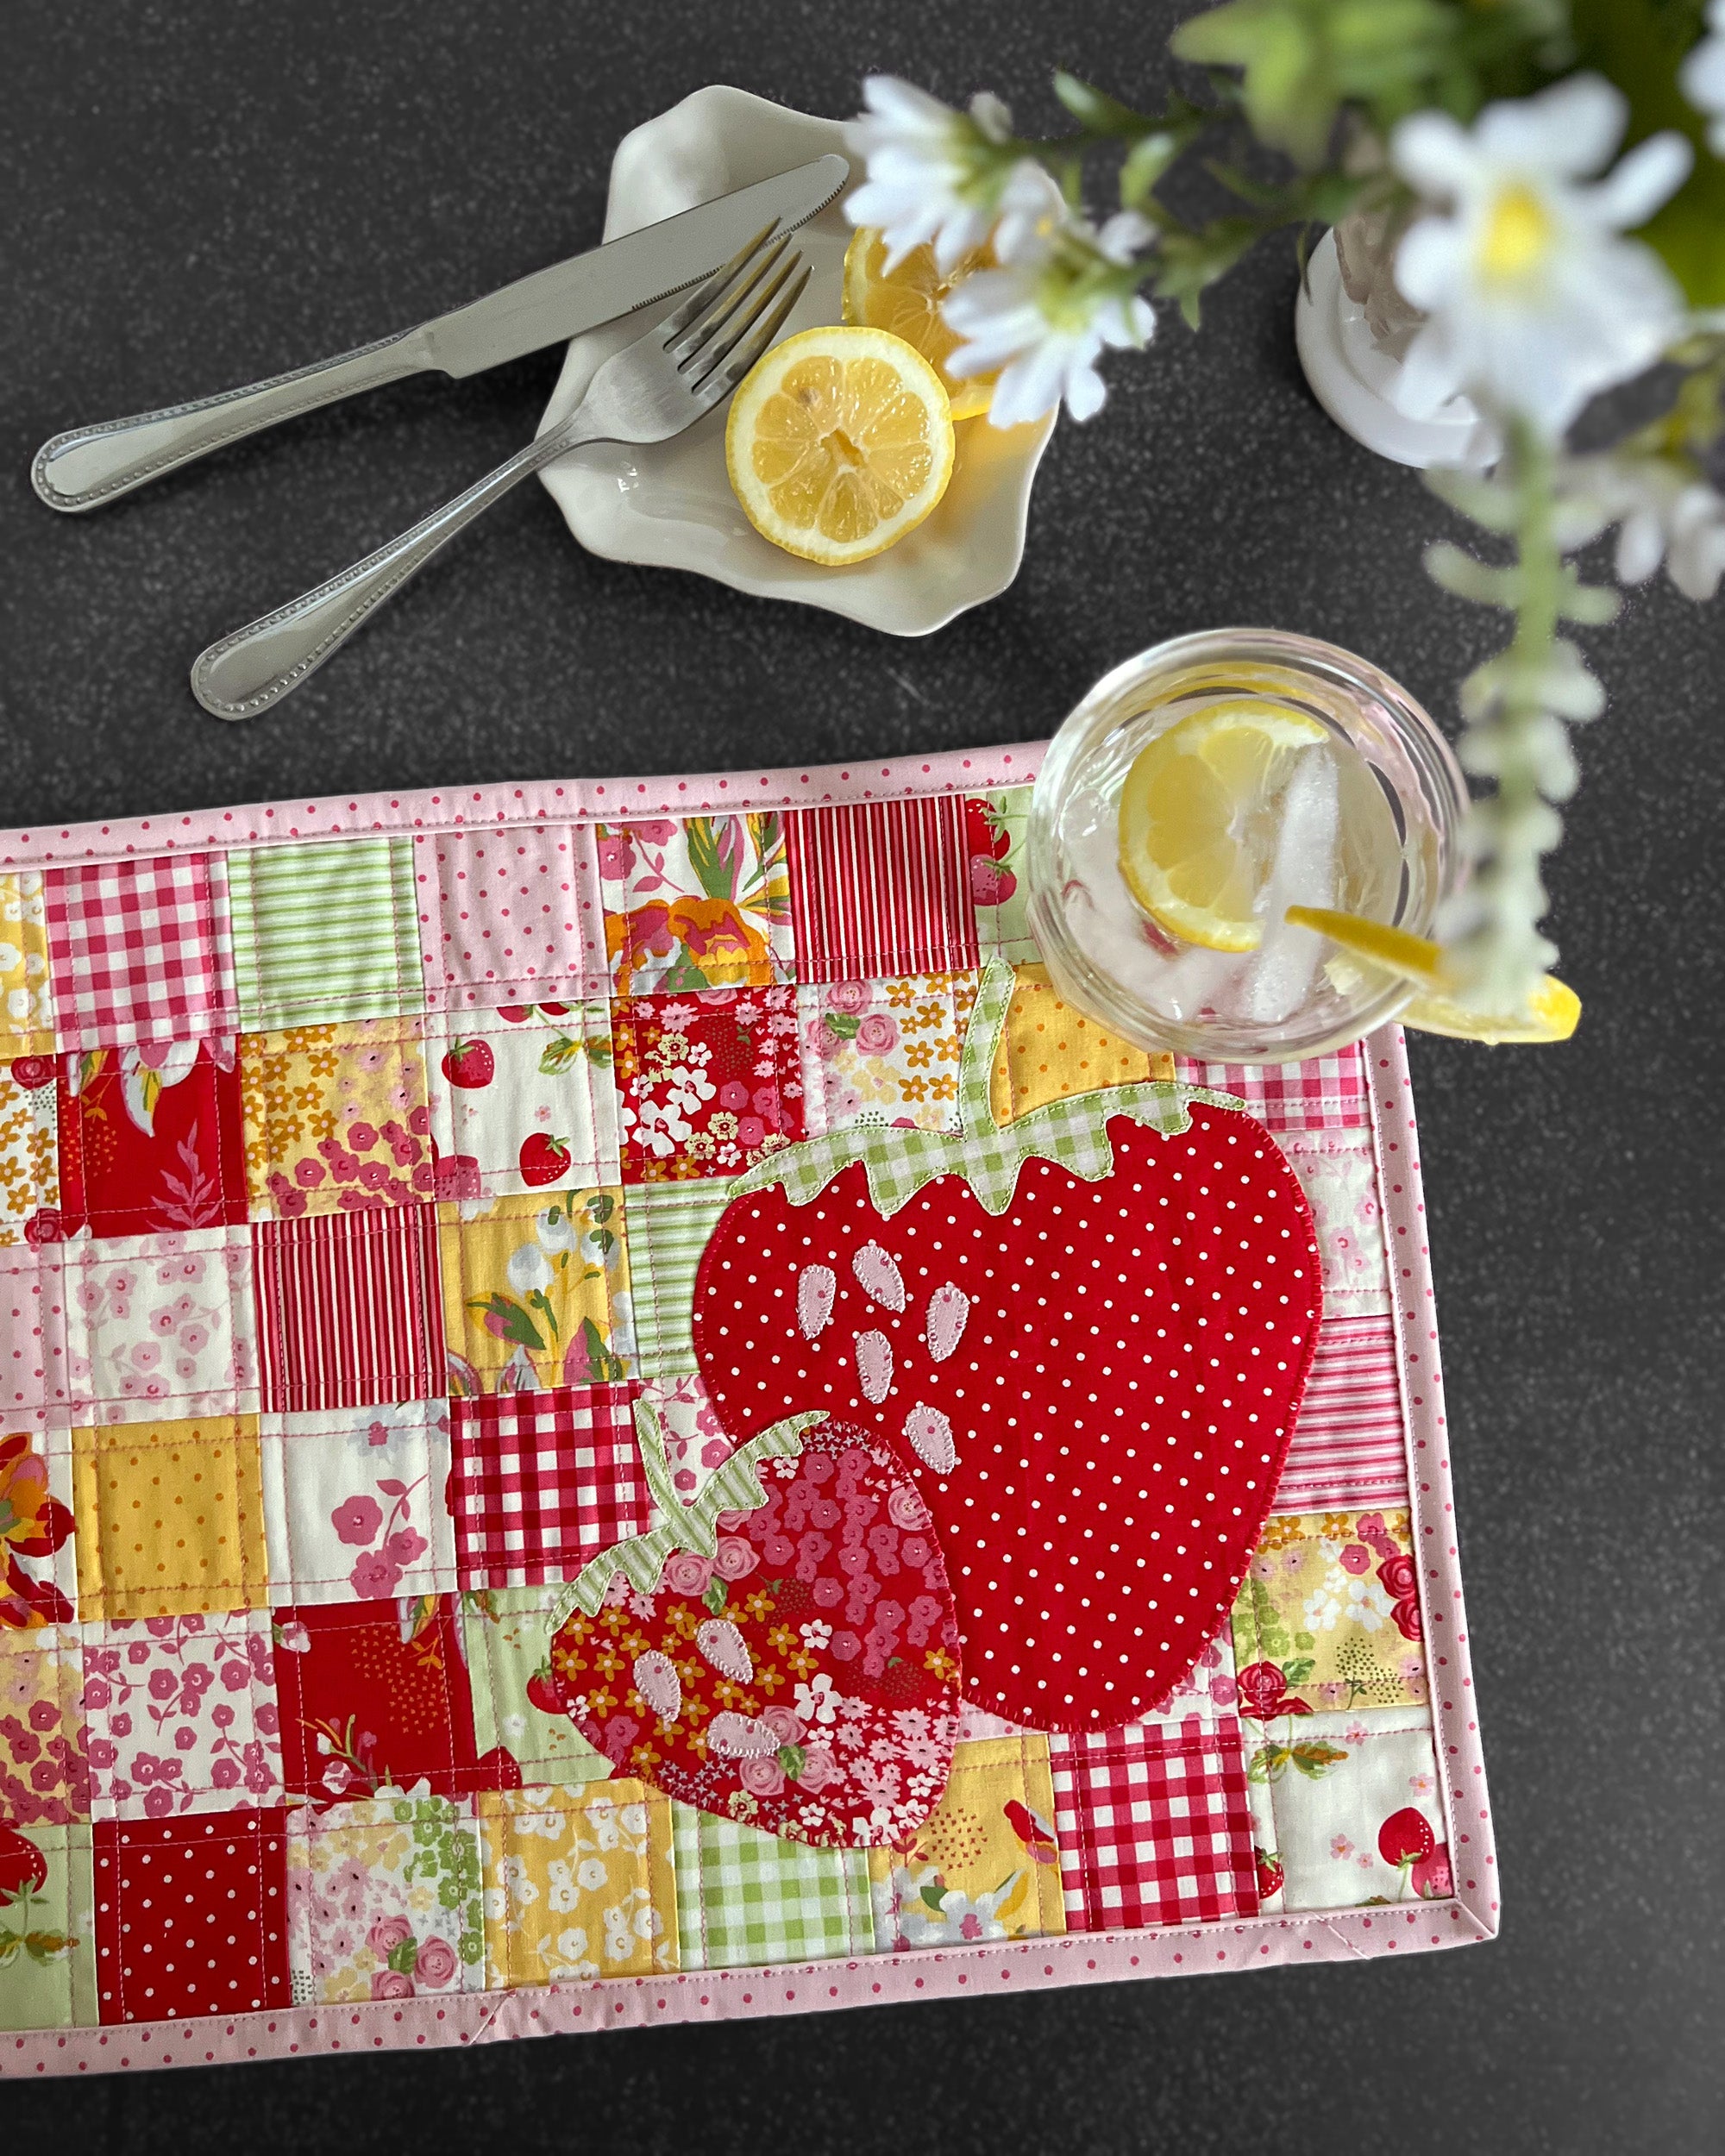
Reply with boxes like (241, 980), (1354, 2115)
(190, 225), (810, 719)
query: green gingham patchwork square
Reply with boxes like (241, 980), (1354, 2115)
(624, 1181), (731, 1376)
(228, 836), (423, 1028)
(671, 1806), (875, 1969)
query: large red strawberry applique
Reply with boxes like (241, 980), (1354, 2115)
(546, 1401), (965, 1847)
(693, 959), (1323, 1734)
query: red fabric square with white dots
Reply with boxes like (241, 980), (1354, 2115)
(92, 1808), (292, 2023)
(414, 827), (605, 1012)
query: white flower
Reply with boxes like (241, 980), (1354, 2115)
(898, 1875), (1021, 1946)
(844, 75), (1048, 272)
(946, 207), (1155, 428)
(535, 1205), (580, 1254)
(1682, 1), (1725, 155)
(507, 1242), (554, 1295)
(1390, 75), (1692, 435)
(1579, 454), (1725, 601)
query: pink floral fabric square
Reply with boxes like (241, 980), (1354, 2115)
(612, 987), (804, 1183)
(285, 1794), (484, 2004)
(64, 1228), (259, 1426)
(0, 1628), (91, 1824)
(260, 1400), (457, 1606)
(81, 1610), (282, 1820)
(414, 827), (605, 1012)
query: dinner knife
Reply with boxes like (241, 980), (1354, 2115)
(30, 153), (849, 513)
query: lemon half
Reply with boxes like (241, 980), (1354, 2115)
(842, 227), (996, 422)
(725, 326), (957, 566)
(1284, 905), (1581, 1044)
(1117, 703), (1332, 951)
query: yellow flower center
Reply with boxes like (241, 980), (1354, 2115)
(1477, 183), (1553, 284)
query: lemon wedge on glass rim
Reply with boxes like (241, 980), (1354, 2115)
(1116, 702), (1332, 951)
(842, 227), (997, 422)
(1284, 905), (1581, 1044)
(725, 325), (956, 566)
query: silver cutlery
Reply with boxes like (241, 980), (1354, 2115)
(190, 226), (811, 718)
(32, 155), (844, 513)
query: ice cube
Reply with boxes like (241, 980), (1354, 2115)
(1240, 747), (1340, 1027)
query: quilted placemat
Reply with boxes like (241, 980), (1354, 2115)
(0, 744), (1495, 2078)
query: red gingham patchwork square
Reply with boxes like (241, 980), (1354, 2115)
(787, 798), (978, 984)
(449, 1382), (649, 1587)
(1050, 1718), (1259, 1930)
(45, 853), (235, 1048)
(1175, 1043), (1368, 1132)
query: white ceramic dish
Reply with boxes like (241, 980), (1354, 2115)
(536, 85), (1054, 636)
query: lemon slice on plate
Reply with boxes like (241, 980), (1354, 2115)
(725, 326), (956, 567)
(1284, 905), (1581, 1043)
(1117, 703), (1332, 951)
(842, 227), (996, 422)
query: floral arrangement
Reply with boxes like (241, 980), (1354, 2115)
(844, 0), (1725, 1013)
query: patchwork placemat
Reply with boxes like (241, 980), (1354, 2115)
(0, 744), (1495, 2078)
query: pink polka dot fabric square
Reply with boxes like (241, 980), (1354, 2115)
(0, 1247), (70, 1418)
(414, 827), (605, 1012)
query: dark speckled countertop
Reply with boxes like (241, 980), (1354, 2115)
(3, 3), (1720, 2148)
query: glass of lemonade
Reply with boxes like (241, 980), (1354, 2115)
(1026, 630), (1469, 1063)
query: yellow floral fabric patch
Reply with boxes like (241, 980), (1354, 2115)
(989, 963), (1174, 1126)
(72, 1415), (267, 1620)
(1231, 1507), (1427, 1716)
(0, 1059), (57, 1244)
(477, 1780), (677, 1987)
(0, 873), (53, 1060)
(868, 1733), (1066, 1948)
(439, 1189), (632, 1395)
(239, 1020), (432, 1218)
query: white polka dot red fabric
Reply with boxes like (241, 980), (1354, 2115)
(694, 1102), (1323, 1732)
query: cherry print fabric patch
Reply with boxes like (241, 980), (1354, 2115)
(0, 759), (1490, 2069)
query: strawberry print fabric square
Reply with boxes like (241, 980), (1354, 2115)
(93, 1808), (291, 2022)
(0, 1249), (69, 1419)
(0, 1626), (91, 1824)
(1050, 1717), (1259, 1930)
(252, 1205), (444, 1413)
(0, 1430), (76, 1630)
(448, 1383), (648, 1589)
(964, 791), (1038, 964)
(285, 1792), (485, 2004)
(45, 852), (235, 1050)
(797, 971), (977, 1137)
(81, 1612), (281, 1821)
(1232, 1506), (1426, 1716)
(273, 1595), (481, 1808)
(439, 1190), (632, 1397)
(0, 871), (55, 1059)
(58, 1040), (247, 1238)
(0, 1056), (59, 1248)
(240, 1020), (434, 1219)
(599, 813), (792, 993)
(72, 1416), (268, 1622)
(427, 1002), (619, 1203)
(0, 1819), (96, 2028)
(228, 838), (423, 1031)
(612, 987), (803, 1183)
(260, 1400), (456, 1606)
(786, 796), (977, 984)
(1174, 1043), (1369, 1132)
(414, 825), (605, 1013)
(1274, 1317), (1410, 1514)
(1239, 1704), (1450, 1914)
(66, 1228), (258, 1426)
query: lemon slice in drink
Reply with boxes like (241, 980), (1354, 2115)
(842, 227), (996, 421)
(725, 326), (956, 566)
(1117, 704), (1331, 951)
(1284, 905), (1581, 1043)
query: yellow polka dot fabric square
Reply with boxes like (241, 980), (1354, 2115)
(989, 962), (1174, 1125)
(72, 1415), (267, 1620)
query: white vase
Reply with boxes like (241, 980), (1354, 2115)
(1295, 228), (1499, 470)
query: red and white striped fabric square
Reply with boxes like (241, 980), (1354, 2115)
(253, 1205), (444, 1413)
(787, 796), (978, 984)
(1275, 1313), (1410, 1512)
(44, 852), (235, 1047)
(448, 1382), (649, 1587)
(1175, 1042), (1368, 1131)
(1050, 1718), (1258, 1931)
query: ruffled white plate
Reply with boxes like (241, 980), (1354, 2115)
(536, 85), (1054, 637)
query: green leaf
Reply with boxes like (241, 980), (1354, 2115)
(588, 1194), (615, 1225)
(538, 1036), (584, 1075)
(661, 946), (709, 995)
(776, 1744), (806, 1781)
(586, 1037), (614, 1069)
(569, 1314), (625, 1385)
(823, 1012), (861, 1041)
(0, 1934), (22, 1966)
(467, 1292), (545, 1352)
(1247, 1744), (1292, 1783)
(1282, 1657), (1315, 1685)
(1052, 71), (1153, 135)
(701, 1578), (730, 1615)
(1289, 1740), (1352, 1779)
(919, 1879), (950, 1911)
(683, 817), (737, 902)
(387, 1935), (419, 1976)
